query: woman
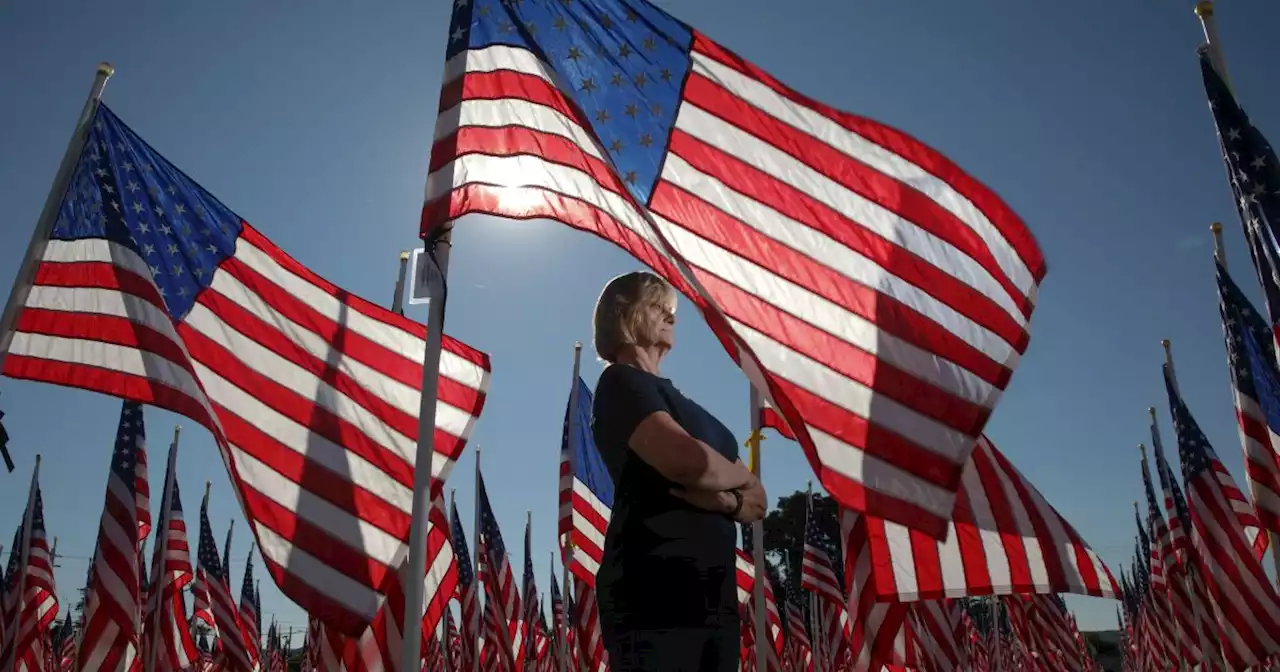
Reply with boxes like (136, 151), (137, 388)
(590, 271), (768, 672)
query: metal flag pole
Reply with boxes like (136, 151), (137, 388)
(472, 445), (483, 672)
(1194, 2), (1233, 96)
(748, 386), (768, 672)
(0, 63), (114, 375)
(1212, 222), (1280, 586)
(392, 250), (410, 315)
(804, 481), (824, 672)
(4, 454), (40, 672)
(525, 509), (533, 666)
(561, 342), (582, 672)
(399, 224), (454, 672)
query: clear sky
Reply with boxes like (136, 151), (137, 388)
(3, 0), (1280, 638)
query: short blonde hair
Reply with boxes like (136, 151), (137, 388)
(592, 271), (677, 363)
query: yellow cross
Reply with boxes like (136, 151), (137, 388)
(744, 429), (765, 474)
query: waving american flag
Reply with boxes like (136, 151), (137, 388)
(0, 103), (492, 636)
(422, 0), (1045, 536)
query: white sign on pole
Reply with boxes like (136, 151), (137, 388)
(407, 247), (437, 305)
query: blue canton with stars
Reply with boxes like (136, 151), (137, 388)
(197, 500), (228, 583)
(1163, 365), (1218, 485)
(1220, 260), (1280, 445)
(446, 0), (693, 205)
(113, 400), (146, 494)
(477, 473), (511, 567)
(1201, 50), (1280, 318)
(451, 501), (476, 589)
(54, 104), (244, 321)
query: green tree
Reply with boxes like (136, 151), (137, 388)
(760, 490), (842, 603)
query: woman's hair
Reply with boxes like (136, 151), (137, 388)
(592, 271), (678, 363)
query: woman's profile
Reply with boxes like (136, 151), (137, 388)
(590, 270), (768, 672)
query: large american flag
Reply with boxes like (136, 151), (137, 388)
(78, 401), (149, 672)
(0, 103), (493, 636)
(556, 376), (612, 587)
(847, 435), (1117, 601)
(422, 0), (1046, 536)
(1164, 366), (1280, 668)
(140, 448), (199, 672)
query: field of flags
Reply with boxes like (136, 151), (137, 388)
(3, 0), (1280, 670)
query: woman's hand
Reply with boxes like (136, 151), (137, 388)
(669, 487), (735, 515)
(732, 479), (767, 523)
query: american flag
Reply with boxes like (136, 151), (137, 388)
(903, 601), (965, 672)
(449, 500), (480, 672)
(738, 528), (784, 671)
(1165, 366), (1280, 667)
(1220, 261), (1280, 544)
(0, 482), (58, 672)
(0, 103), (493, 636)
(78, 401), (149, 672)
(1142, 443), (1207, 665)
(556, 377), (612, 587)
(571, 576), (606, 672)
(782, 599), (811, 672)
(478, 474), (523, 670)
(846, 435), (1117, 601)
(141, 447), (199, 672)
(196, 494), (258, 672)
(799, 496), (841, 606)
(1152, 421), (1230, 669)
(842, 508), (907, 671)
(548, 572), (568, 671)
(522, 517), (540, 664)
(239, 549), (260, 661)
(422, 0), (1046, 537)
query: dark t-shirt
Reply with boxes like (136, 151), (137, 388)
(591, 363), (740, 631)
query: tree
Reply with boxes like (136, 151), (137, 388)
(760, 490), (842, 603)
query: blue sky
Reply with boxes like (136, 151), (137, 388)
(3, 0), (1280, 638)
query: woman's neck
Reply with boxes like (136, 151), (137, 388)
(615, 344), (666, 375)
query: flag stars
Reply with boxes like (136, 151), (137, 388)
(638, 133), (653, 147)
(567, 46), (584, 61)
(127, 180), (141, 193)
(609, 139), (623, 152)
(132, 202), (145, 214)
(624, 103), (638, 118)
(610, 72), (624, 87)
(552, 15), (567, 31)
(618, 43), (632, 59)
(580, 78), (598, 93)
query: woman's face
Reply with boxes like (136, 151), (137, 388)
(642, 298), (676, 351)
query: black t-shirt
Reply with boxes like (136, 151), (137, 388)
(590, 363), (740, 631)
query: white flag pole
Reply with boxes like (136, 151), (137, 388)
(399, 226), (453, 672)
(0, 63), (114, 375)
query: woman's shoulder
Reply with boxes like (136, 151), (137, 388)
(596, 363), (657, 391)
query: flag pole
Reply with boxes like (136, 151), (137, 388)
(4, 454), (41, 672)
(392, 250), (410, 315)
(1194, 2), (1233, 96)
(804, 481), (823, 672)
(1211, 222), (1280, 586)
(0, 63), (114, 374)
(472, 445), (482, 672)
(399, 226), (453, 672)
(748, 386), (768, 672)
(560, 342), (582, 672)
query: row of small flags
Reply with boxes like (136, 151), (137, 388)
(1106, 10), (1280, 672)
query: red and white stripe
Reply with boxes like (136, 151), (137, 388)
(782, 601), (811, 672)
(571, 578), (605, 672)
(1183, 453), (1280, 667)
(847, 436), (1117, 601)
(425, 11), (1046, 537)
(734, 549), (784, 671)
(477, 535), (523, 671)
(3, 217), (491, 636)
(79, 404), (148, 672)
